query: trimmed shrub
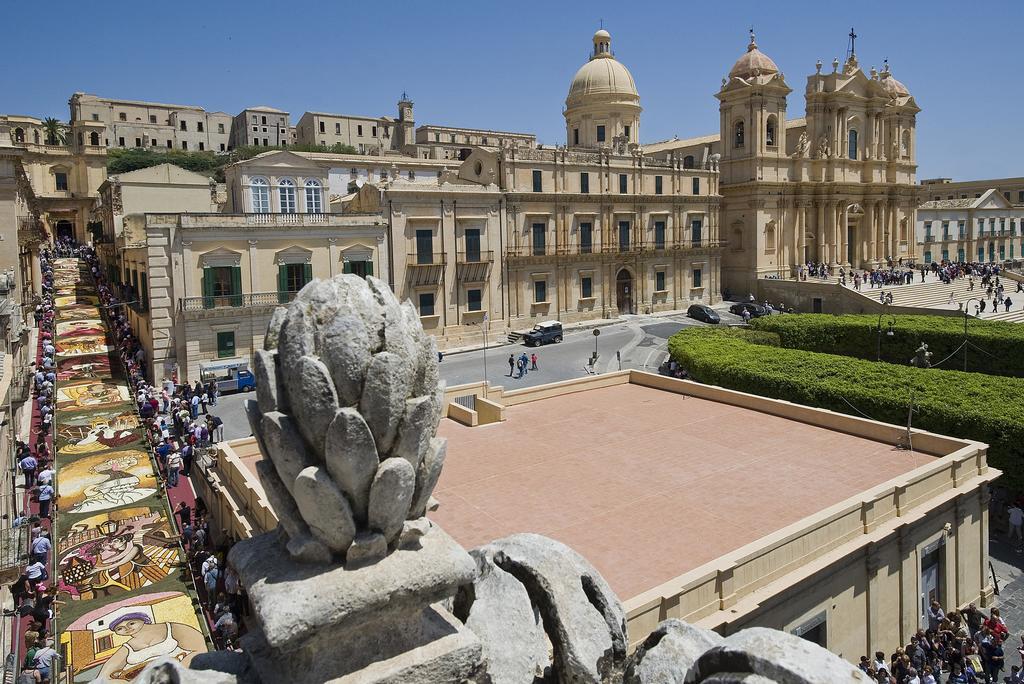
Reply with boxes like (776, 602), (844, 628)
(749, 314), (1024, 377)
(668, 328), (1024, 489)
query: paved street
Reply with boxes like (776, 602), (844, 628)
(991, 536), (1024, 673)
(211, 305), (743, 440)
(438, 307), (742, 389)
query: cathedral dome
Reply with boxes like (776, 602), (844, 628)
(878, 68), (910, 97)
(565, 30), (640, 109)
(728, 32), (779, 79)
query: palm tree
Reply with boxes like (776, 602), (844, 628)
(42, 117), (67, 146)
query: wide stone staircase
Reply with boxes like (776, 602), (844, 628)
(846, 274), (1024, 322)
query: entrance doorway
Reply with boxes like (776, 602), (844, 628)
(615, 269), (633, 315)
(920, 541), (943, 629)
(847, 226), (855, 265)
(55, 220), (74, 241)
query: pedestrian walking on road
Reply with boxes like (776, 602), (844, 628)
(531, 353), (538, 371)
(508, 354), (515, 377)
(519, 353), (529, 376)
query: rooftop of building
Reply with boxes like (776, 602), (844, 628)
(71, 92), (210, 113)
(431, 378), (955, 602)
(920, 176), (1024, 187)
(416, 124), (536, 138)
(644, 118), (806, 154)
(303, 111), (392, 122)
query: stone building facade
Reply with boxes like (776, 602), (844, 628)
(916, 189), (1024, 265)
(69, 92), (234, 152)
(649, 32), (921, 296)
(230, 106), (294, 149)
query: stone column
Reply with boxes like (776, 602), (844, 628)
(816, 202), (826, 263)
(328, 237), (338, 277)
(980, 487), (995, 606)
(864, 201), (875, 267)
(799, 206), (808, 266)
(248, 239), (259, 294)
(841, 204), (850, 266)
(875, 203), (885, 262)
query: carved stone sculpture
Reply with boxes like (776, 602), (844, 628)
(817, 135), (830, 159)
(794, 131), (809, 158)
(228, 274), (481, 683)
(247, 275), (445, 564)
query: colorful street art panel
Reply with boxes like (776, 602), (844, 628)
(60, 591), (207, 682)
(57, 305), (104, 321)
(57, 508), (181, 618)
(56, 449), (159, 516)
(56, 336), (111, 357)
(57, 354), (115, 382)
(57, 421), (146, 457)
(56, 381), (131, 412)
(56, 320), (108, 339)
(55, 295), (100, 307)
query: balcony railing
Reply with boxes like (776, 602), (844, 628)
(240, 212), (331, 226)
(507, 240), (725, 257)
(406, 253), (446, 286)
(179, 290), (300, 312)
(456, 251), (493, 282)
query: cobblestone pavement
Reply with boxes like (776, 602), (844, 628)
(991, 535), (1024, 673)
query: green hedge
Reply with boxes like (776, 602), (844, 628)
(667, 328), (1024, 489)
(749, 314), (1024, 377)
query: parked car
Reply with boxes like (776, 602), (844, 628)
(522, 320), (563, 346)
(729, 302), (769, 318)
(687, 304), (720, 324)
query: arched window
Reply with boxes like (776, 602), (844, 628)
(848, 129), (859, 160)
(304, 179), (322, 214)
(13, 128), (24, 143)
(901, 130), (911, 158)
(278, 178), (297, 213)
(734, 121), (745, 148)
(250, 177), (270, 213)
(33, 130), (39, 144)
(766, 116), (777, 147)
(683, 155), (695, 169)
(89, 131), (99, 146)
(764, 221), (777, 252)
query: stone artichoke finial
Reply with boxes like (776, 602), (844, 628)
(247, 274), (446, 565)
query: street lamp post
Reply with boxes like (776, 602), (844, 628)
(961, 297), (982, 372)
(876, 305), (896, 362)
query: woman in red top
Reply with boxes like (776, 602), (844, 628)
(984, 607), (1009, 640)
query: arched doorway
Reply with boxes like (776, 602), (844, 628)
(615, 269), (633, 315)
(55, 220), (74, 241)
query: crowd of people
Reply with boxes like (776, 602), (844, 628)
(858, 603), (1021, 683)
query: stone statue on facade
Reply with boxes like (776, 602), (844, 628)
(131, 274), (874, 684)
(794, 131), (810, 158)
(817, 135), (831, 159)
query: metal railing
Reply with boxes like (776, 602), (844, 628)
(406, 253), (448, 267)
(179, 290), (300, 312)
(507, 240), (725, 257)
(455, 251), (493, 264)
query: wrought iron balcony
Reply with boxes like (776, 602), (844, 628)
(455, 251), (493, 282)
(179, 290), (300, 312)
(406, 253), (447, 286)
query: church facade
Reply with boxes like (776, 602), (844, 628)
(650, 32), (921, 296)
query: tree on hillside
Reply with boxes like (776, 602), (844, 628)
(42, 117), (66, 145)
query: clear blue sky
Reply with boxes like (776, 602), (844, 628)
(5, 0), (1021, 180)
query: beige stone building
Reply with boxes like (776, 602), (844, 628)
(378, 30), (722, 345)
(412, 124), (536, 161)
(649, 32), (921, 296)
(230, 106), (294, 148)
(294, 97), (413, 154)
(69, 92), (233, 152)
(922, 176), (1024, 205)
(112, 156), (384, 382)
(916, 189), (1024, 265)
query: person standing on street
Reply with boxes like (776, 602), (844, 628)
(167, 450), (182, 488)
(1007, 503), (1024, 547)
(36, 483), (54, 519)
(508, 354), (515, 377)
(519, 353), (529, 376)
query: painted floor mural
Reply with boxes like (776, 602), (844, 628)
(51, 259), (208, 682)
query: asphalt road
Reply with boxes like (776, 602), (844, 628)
(212, 307), (744, 441)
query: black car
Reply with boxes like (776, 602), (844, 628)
(729, 302), (769, 318)
(686, 304), (720, 324)
(522, 320), (563, 346)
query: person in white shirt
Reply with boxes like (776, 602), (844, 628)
(1008, 504), (1024, 546)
